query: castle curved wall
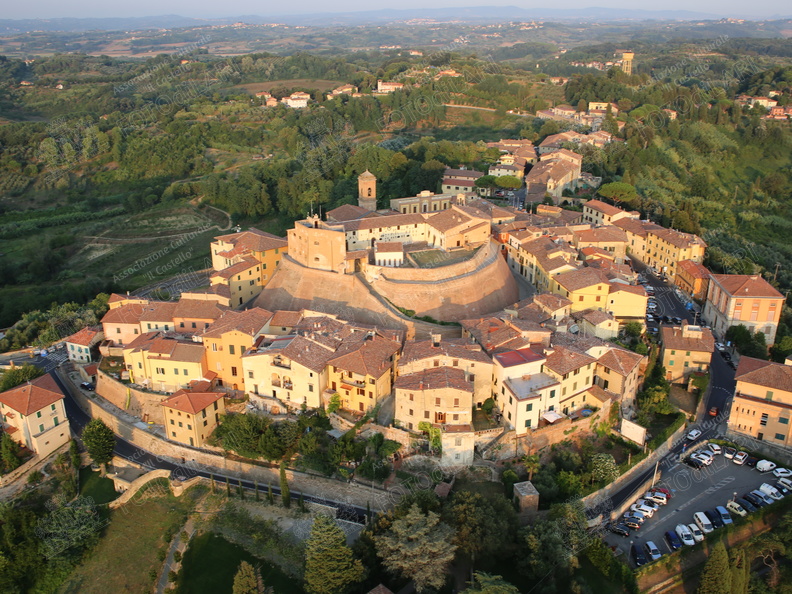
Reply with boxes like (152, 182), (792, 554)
(368, 240), (492, 283)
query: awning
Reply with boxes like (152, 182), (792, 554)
(542, 411), (564, 424)
(341, 384), (353, 390)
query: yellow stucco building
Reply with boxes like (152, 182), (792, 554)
(729, 357), (792, 445)
(161, 390), (225, 447)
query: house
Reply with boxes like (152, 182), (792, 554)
(582, 200), (637, 226)
(399, 336), (493, 405)
(394, 366), (474, 431)
(572, 226), (629, 262)
(702, 274), (784, 346)
(210, 228), (288, 293)
(376, 80), (404, 94)
(64, 326), (104, 363)
(643, 227), (707, 278)
(595, 347), (646, 408)
(574, 309), (619, 340)
(675, 259), (711, 301)
(281, 92), (310, 108)
(660, 324), (715, 383)
(374, 242), (404, 267)
(541, 345), (597, 416)
(550, 267), (611, 313)
(0, 374), (70, 458)
(161, 390), (225, 447)
(200, 308), (273, 392)
(326, 84), (358, 100)
(607, 284), (648, 326)
(101, 302), (148, 346)
(124, 333), (208, 393)
(327, 333), (401, 414)
(728, 357), (792, 446)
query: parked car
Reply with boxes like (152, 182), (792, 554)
(664, 531), (683, 551)
(736, 497), (757, 513)
(688, 523), (705, 542)
(708, 443), (722, 455)
(746, 456), (759, 468)
(773, 468), (792, 478)
(694, 512), (714, 534)
(80, 382), (95, 391)
(644, 491), (668, 505)
(645, 541), (663, 561)
(623, 518), (642, 530)
(774, 481), (790, 496)
(721, 351), (732, 361)
(724, 447), (737, 459)
(675, 524), (696, 546)
(662, 315), (671, 323)
(636, 499), (660, 512)
(708, 406), (719, 417)
(750, 490), (775, 506)
(778, 477), (792, 491)
(726, 501), (747, 517)
(733, 451), (748, 465)
(743, 492), (766, 508)
(631, 543), (648, 567)
(715, 342), (726, 351)
(691, 453), (712, 466)
(757, 460), (777, 473)
(672, 317), (682, 324)
(684, 456), (704, 469)
(631, 503), (655, 518)
(705, 509), (724, 529)
(624, 511), (646, 524)
(653, 486), (674, 499)
(687, 429), (702, 441)
(759, 483), (783, 501)
(715, 505), (733, 525)
(608, 523), (631, 537)
(648, 327), (659, 334)
(727, 360), (737, 370)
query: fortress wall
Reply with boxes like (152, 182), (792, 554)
(370, 240), (493, 283)
(253, 256), (462, 340)
(371, 250), (519, 322)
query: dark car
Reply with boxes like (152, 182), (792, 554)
(665, 530), (683, 551)
(631, 543), (648, 567)
(662, 315), (671, 324)
(684, 456), (704, 469)
(80, 382), (95, 391)
(608, 523), (631, 537)
(622, 518), (642, 530)
(775, 482), (790, 496)
(672, 317), (682, 325)
(705, 510), (724, 529)
(736, 497), (757, 513)
(721, 351), (732, 361)
(727, 360), (737, 370)
(743, 492), (766, 508)
(746, 456), (759, 468)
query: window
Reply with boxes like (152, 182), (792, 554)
(187, 424), (192, 430)
(761, 413), (769, 426)
(452, 359), (459, 367)
(212, 343), (217, 352)
(36, 411), (41, 418)
(248, 371), (254, 379)
(780, 417), (789, 425)
(409, 409), (413, 416)
(525, 419), (532, 428)
(424, 411), (430, 419)
(191, 322), (196, 329)
(178, 422), (183, 428)
(308, 385), (314, 392)
(671, 350), (676, 355)
(170, 419), (174, 425)
(669, 360), (674, 366)
(51, 404), (56, 411)
(231, 367), (238, 377)
(454, 398), (459, 407)
(526, 403), (532, 412)
(39, 424), (44, 433)
(776, 433), (785, 441)
(54, 417), (59, 426)
(550, 390), (555, 398)
(172, 431), (176, 437)
(214, 402), (218, 411)
(204, 420), (208, 427)
(229, 345), (235, 355)
(183, 369), (188, 376)
(435, 398), (441, 406)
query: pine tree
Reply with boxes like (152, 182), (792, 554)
(233, 561), (260, 594)
(697, 541), (732, 594)
(81, 418), (116, 473)
(375, 504), (457, 592)
(299, 492), (306, 512)
(304, 515), (364, 594)
(280, 463), (290, 508)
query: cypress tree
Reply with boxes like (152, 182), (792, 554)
(304, 515), (364, 594)
(255, 480), (260, 501)
(280, 463), (291, 508)
(697, 541), (732, 594)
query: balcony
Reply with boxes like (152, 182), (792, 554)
(272, 380), (281, 387)
(273, 358), (291, 370)
(283, 382), (293, 390)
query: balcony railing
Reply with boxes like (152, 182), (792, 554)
(273, 359), (291, 370)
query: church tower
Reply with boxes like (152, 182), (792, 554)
(358, 170), (377, 211)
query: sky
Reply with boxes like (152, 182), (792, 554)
(1, 1), (780, 20)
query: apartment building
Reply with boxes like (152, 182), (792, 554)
(675, 259), (711, 301)
(572, 226), (629, 262)
(124, 333), (208, 393)
(550, 267), (611, 313)
(64, 326), (104, 363)
(660, 324), (715, 383)
(703, 274), (784, 345)
(394, 366), (474, 431)
(643, 228), (707, 278)
(161, 390), (225, 447)
(729, 357), (792, 445)
(582, 200), (637, 226)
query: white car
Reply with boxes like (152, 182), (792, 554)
(691, 453), (712, 466)
(688, 523), (704, 542)
(631, 503), (655, 518)
(715, 342), (726, 351)
(733, 451), (748, 465)
(708, 443), (722, 455)
(773, 468), (792, 478)
(726, 500), (747, 517)
(645, 541), (662, 561)
(687, 429), (702, 441)
(694, 511), (713, 534)
(757, 460), (777, 473)
(760, 483), (783, 501)
(778, 477), (792, 491)
(644, 491), (667, 505)
(675, 524), (695, 546)
(636, 499), (660, 511)
(724, 447), (736, 459)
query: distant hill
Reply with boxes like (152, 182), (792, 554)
(2, 6), (786, 33)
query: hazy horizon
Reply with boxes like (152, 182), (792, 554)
(2, 2), (787, 21)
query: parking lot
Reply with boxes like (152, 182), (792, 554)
(604, 448), (788, 563)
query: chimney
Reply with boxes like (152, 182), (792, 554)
(431, 333), (441, 347)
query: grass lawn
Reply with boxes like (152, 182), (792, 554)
(79, 467), (118, 505)
(177, 532), (303, 594)
(59, 486), (197, 594)
(452, 477), (505, 499)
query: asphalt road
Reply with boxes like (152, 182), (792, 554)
(49, 370), (368, 523)
(603, 262), (736, 514)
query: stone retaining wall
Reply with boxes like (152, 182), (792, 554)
(96, 369), (166, 425)
(371, 241), (491, 283)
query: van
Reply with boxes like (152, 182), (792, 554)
(779, 477), (792, 491)
(694, 511), (713, 534)
(759, 483), (783, 501)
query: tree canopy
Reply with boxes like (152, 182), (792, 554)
(304, 514), (364, 594)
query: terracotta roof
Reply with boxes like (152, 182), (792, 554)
(677, 259), (711, 280)
(161, 390), (224, 414)
(661, 325), (715, 354)
(426, 209), (472, 233)
(584, 199), (623, 216)
(554, 267), (609, 292)
(442, 178), (476, 187)
(138, 302), (179, 322)
(280, 335), (337, 372)
(400, 339), (492, 366)
(574, 226), (628, 244)
(576, 308), (614, 326)
(375, 242), (403, 253)
(0, 374), (64, 415)
(326, 204), (372, 222)
(525, 160), (576, 185)
(609, 283), (647, 296)
(214, 228), (288, 253)
(597, 347), (644, 377)
(494, 347), (544, 368)
(270, 311), (303, 328)
(394, 366), (472, 392)
(735, 357), (792, 393)
(210, 256), (260, 280)
(650, 227), (706, 249)
(711, 274), (783, 299)
(329, 335), (401, 379)
(64, 326), (102, 346)
(543, 346), (596, 376)
(84, 364), (98, 376)
(533, 292), (572, 312)
(101, 303), (147, 325)
(172, 299), (229, 321)
(359, 170), (376, 179)
(613, 218), (662, 237)
(202, 308), (273, 339)
(586, 384), (615, 404)
(342, 212), (425, 233)
(444, 168), (484, 179)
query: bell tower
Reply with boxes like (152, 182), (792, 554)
(358, 170), (377, 211)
